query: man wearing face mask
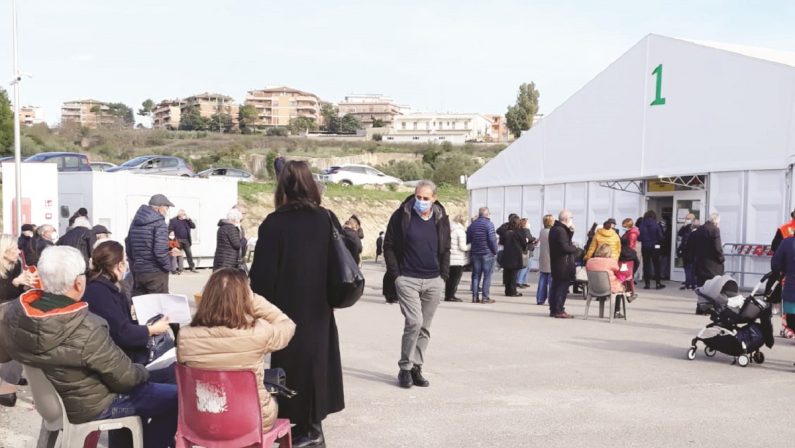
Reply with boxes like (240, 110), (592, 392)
(548, 210), (581, 319)
(384, 180), (451, 389)
(677, 213), (697, 290)
(126, 194), (174, 296)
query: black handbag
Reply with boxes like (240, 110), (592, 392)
(264, 367), (296, 399)
(326, 210), (365, 308)
(145, 314), (175, 364)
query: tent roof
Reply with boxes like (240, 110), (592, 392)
(469, 34), (795, 190)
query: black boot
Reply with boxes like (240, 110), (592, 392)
(410, 365), (430, 387)
(0, 392), (16, 407)
(294, 422), (325, 448)
(643, 281), (651, 290)
(656, 282), (666, 290)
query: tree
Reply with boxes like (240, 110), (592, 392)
(138, 98), (155, 118)
(106, 102), (135, 126)
(320, 103), (339, 132)
(179, 105), (210, 131)
(0, 89), (15, 153)
(505, 82), (540, 139)
(337, 114), (362, 134)
(266, 127), (288, 137)
(288, 116), (318, 135)
(210, 113), (233, 133)
(238, 104), (259, 133)
(371, 117), (386, 128)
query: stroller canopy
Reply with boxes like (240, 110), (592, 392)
(698, 275), (739, 301)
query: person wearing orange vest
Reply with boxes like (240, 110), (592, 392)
(772, 210), (795, 339)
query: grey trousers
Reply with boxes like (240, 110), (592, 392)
(0, 360), (22, 386)
(396, 275), (443, 371)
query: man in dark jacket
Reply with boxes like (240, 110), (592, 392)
(677, 213), (697, 290)
(127, 194), (174, 296)
(690, 213), (725, 286)
(467, 207), (498, 303)
(638, 210), (666, 289)
(56, 216), (95, 268)
(26, 224), (56, 267)
(548, 210), (580, 318)
(213, 209), (243, 271)
(168, 209), (197, 273)
(0, 246), (177, 447)
(384, 181), (451, 389)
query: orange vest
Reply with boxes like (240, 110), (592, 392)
(780, 220), (795, 240)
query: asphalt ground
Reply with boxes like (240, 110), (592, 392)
(2, 262), (794, 447)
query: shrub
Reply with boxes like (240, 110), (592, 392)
(266, 127), (289, 137)
(372, 133), (383, 142)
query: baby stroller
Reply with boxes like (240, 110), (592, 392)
(686, 273), (775, 367)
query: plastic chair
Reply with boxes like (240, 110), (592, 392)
(175, 363), (292, 448)
(22, 365), (143, 448)
(584, 270), (627, 323)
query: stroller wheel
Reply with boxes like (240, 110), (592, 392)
(687, 347), (696, 360)
(753, 351), (765, 364)
(737, 355), (750, 367)
(704, 347), (716, 357)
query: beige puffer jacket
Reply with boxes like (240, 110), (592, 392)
(177, 293), (296, 432)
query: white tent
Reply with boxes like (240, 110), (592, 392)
(468, 34), (795, 283)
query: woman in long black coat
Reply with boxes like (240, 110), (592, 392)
(501, 216), (528, 297)
(250, 161), (344, 447)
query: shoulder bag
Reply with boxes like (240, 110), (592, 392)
(326, 210), (366, 308)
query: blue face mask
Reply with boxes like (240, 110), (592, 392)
(414, 199), (432, 214)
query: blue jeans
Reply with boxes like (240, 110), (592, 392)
(536, 272), (551, 304)
(517, 267), (529, 286)
(684, 263), (696, 288)
(470, 254), (495, 299)
(548, 276), (570, 316)
(95, 382), (178, 448)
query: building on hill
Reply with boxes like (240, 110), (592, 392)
(338, 94), (403, 128)
(486, 114), (510, 143)
(245, 86), (321, 128)
(181, 92), (239, 130)
(152, 99), (185, 130)
(61, 99), (115, 128)
(19, 106), (44, 127)
(385, 113), (495, 144)
(468, 34), (795, 286)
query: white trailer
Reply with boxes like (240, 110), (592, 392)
(2, 163), (60, 234)
(57, 172), (238, 267)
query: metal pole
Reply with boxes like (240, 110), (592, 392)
(11, 0), (23, 235)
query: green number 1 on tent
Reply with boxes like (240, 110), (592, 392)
(650, 64), (666, 106)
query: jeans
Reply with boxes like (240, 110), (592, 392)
(548, 276), (570, 316)
(536, 272), (551, 305)
(470, 254), (495, 299)
(684, 263), (696, 288)
(178, 239), (194, 270)
(445, 265), (464, 299)
(395, 276), (443, 370)
(503, 268), (518, 295)
(95, 382), (178, 448)
(517, 266), (529, 285)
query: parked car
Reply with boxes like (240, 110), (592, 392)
(24, 152), (92, 172)
(320, 164), (401, 186)
(106, 155), (194, 176)
(90, 162), (117, 172)
(196, 167), (254, 182)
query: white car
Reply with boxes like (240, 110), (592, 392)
(320, 164), (402, 186)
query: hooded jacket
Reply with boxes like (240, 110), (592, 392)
(126, 205), (171, 274)
(0, 290), (148, 423)
(584, 228), (621, 261)
(383, 195), (451, 281)
(213, 220), (242, 270)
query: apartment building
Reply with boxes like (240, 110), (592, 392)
(60, 99), (115, 128)
(19, 106), (44, 127)
(337, 94), (402, 128)
(245, 86), (320, 127)
(385, 113), (496, 144)
(486, 114), (510, 143)
(152, 99), (185, 130)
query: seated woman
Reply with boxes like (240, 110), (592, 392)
(177, 268), (296, 432)
(83, 240), (175, 383)
(585, 243), (626, 318)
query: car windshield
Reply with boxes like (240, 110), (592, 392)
(121, 156), (152, 167)
(25, 154), (50, 161)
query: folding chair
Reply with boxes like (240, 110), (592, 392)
(584, 270), (627, 323)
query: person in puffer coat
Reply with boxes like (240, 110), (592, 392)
(213, 209), (243, 271)
(0, 246), (177, 448)
(584, 219), (621, 262)
(445, 215), (470, 302)
(178, 268), (295, 433)
(126, 194), (174, 296)
(638, 210), (666, 290)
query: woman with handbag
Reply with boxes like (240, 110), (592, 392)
(83, 241), (176, 383)
(250, 160), (347, 448)
(501, 216), (528, 297)
(177, 268), (295, 433)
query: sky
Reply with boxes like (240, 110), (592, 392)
(2, 0), (795, 125)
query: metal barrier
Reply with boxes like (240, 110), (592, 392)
(722, 243), (772, 285)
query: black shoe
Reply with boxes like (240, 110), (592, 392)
(449, 297), (463, 302)
(679, 285), (687, 290)
(189, 268), (198, 273)
(0, 393), (16, 407)
(410, 366), (430, 387)
(294, 423), (325, 448)
(16, 378), (27, 386)
(482, 298), (495, 304)
(398, 369), (413, 388)
(507, 292), (523, 297)
(472, 297), (480, 303)
(643, 284), (651, 290)
(614, 312), (624, 319)
(656, 283), (666, 290)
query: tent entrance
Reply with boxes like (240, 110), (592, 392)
(645, 189), (706, 282)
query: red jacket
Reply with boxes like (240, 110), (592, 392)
(623, 226), (640, 250)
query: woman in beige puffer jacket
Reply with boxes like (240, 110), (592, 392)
(177, 268), (296, 432)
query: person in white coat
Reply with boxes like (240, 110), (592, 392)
(445, 215), (470, 302)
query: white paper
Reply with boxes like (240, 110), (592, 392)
(132, 294), (192, 325)
(145, 347), (176, 371)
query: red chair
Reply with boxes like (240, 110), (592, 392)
(174, 363), (292, 448)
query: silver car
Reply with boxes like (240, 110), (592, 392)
(106, 155), (194, 177)
(196, 167), (254, 182)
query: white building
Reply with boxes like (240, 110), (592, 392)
(468, 34), (795, 285)
(386, 113), (495, 144)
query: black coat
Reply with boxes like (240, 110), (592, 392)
(383, 195), (451, 280)
(57, 226), (95, 268)
(250, 204), (344, 424)
(83, 276), (150, 365)
(691, 221), (725, 280)
(342, 227), (362, 265)
(0, 261), (24, 304)
(677, 224), (695, 263)
(501, 229), (528, 270)
(168, 217), (195, 244)
(25, 236), (53, 267)
(127, 205), (171, 274)
(548, 220), (580, 281)
(213, 220), (242, 270)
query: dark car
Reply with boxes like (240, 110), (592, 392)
(106, 155), (194, 176)
(24, 152), (92, 172)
